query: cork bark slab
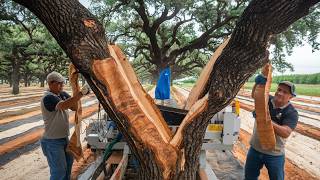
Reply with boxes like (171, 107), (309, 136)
(253, 64), (276, 150)
(67, 64), (83, 161)
(184, 37), (230, 110)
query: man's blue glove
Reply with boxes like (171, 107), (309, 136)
(255, 74), (267, 85)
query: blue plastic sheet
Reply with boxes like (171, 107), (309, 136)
(155, 68), (170, 100)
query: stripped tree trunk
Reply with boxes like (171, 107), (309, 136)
(13, 0), (319, 179)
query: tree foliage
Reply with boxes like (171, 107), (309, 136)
(0, 0), (69, 92)
(89, 0), (320, 81)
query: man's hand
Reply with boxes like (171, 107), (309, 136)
(255, 74), (267, 85)
(80, 84), (90, 95)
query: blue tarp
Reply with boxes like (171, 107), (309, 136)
(155, 68), (170, 100)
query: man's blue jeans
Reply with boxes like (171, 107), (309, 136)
(244, 147), (285, 180)
(41, 138), (73, 180)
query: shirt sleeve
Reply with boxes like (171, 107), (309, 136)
(282, 109), (299, 130)
(60, 91), (71, 100)
(43, 95), (61, 112)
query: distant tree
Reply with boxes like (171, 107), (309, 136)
(266, 73), (320, 84)
(90, 0), (320, 82)
(0, 1), (69, 92)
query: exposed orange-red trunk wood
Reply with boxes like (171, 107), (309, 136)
(184, 37), (230, 110)
(253, 64), (276, 150)
(67, 63), (83, 161)
(108, 45), (172, 139)
(171, 94), (209, 149)
(92, 46), (177, 179)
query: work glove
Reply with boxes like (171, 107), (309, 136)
(80, 84), (90, 95)
(255, 74), (267, 85)
(252, 111), (257, 118)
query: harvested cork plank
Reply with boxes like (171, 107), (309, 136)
(67, 64), (83, 161)
(184, 37), (230, 110)
(253, 63), (276, 150)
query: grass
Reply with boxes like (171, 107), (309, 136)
(175, 82), (194, 90)
(142, 84), (154, 92)
(177, 82), (320, 97)
(244, 82), (320, 97)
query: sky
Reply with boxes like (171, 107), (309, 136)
(79, 0), (319, 75)
(280, 43), (320, 75)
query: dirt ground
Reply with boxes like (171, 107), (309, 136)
(1, 85), (319, 179)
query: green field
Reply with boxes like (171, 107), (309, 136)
(176, 82), (194, 89)
(243, 82), (320, 97)
(177, 82), (320, 97)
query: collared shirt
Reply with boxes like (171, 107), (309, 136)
(250, 95), (298, 156)
(40, 90), (71, 139)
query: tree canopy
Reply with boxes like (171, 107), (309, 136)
(1, 0), (319, 89)
(89, 0), (320, 81)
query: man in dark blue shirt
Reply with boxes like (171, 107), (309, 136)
(245, 75), (299, 180)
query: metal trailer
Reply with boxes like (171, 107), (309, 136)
(79, 102), (241, 180)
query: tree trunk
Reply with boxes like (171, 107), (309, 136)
(40, 75), (46, 87)
(8, 72), (12, 87)
(24, 73), (28, 87)
(151, 72), (159, 85)
(11, 58), (20, 95)
(14, 0), (319, 179)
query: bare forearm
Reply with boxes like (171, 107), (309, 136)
(272, 122), (292, 138)
(57, 92), (82, 110)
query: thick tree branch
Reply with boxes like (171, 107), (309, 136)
(169, 15), (237, 59)
(151, 6), (180, 32)
(162, 17), (194, 55)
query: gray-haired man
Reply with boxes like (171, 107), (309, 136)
(40, 71), (89, 180)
